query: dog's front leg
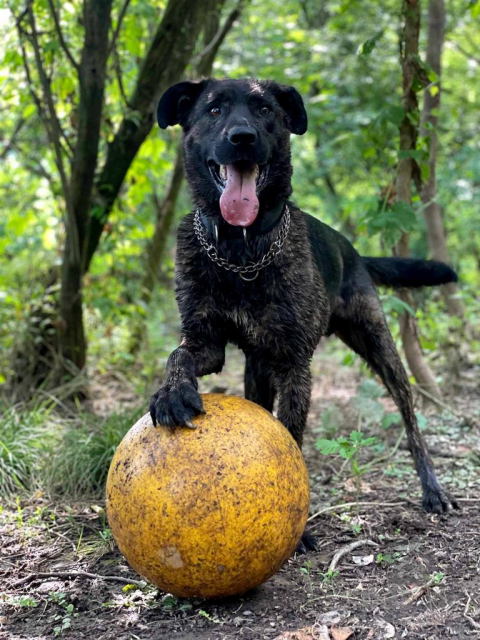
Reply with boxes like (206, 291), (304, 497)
(275, 362), (316, 553)
(149, 338), (225, 429)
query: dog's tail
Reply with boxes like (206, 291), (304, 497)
(363, 257), (458, 288)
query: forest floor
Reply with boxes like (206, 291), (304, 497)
(1, 346), (480, 640)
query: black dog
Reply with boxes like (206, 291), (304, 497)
(150, 78), (458, 550)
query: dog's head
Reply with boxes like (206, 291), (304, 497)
(157, 78), (307, 227)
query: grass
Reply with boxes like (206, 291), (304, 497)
(0, 400), (143, 499)
(0, 401), (58, 495)
(45, 408), (143, 497)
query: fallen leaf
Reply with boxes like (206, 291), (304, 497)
(331, 626), (354, 640)
(274, 626), (329, 640)
(90, 504), (104, 514)
(372, 619), (395, 639)
(317, 610), (349, 625)
(352, 554), (374, 565)
(344, 478), (372, 493)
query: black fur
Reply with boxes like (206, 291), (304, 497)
(150, 79), (459, 551)
(363, 257), (458, 288)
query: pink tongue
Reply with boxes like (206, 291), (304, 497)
(219, 165), (259, 226)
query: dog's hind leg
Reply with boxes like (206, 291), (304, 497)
(332, 288), (458, 514)
(244, 355), (276, 412)
(275, 362), (312, 448)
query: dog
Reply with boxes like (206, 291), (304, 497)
(150, 78), (458, 551)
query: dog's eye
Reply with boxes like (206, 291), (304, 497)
(209, 107), (221, 117)
(260, 106), (271, 116)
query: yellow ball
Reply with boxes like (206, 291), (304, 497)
(106, 394), (310, 598)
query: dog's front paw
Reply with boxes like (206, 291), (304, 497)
(422, 484), (459, 514)
(149, 381), (205, 428)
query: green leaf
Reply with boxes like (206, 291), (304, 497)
(358, 30), (384, 56)
(358, 379), (384, 399)
(315, 438), (342, 455)
(352, 396), (385, 425)
(381, 412), (402, 429)
(416, 412), (428, 430)
(381, 294), (416, 317)
(382, 105), (405, 127)
(320, 406), (342, 434)
(22, 104), (37, 119)
(390, 201), (417, 231)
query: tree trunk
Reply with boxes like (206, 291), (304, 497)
(127, 0), (243, 354)
(58, 0), (113, 373)
(420, 0), (465, 317)
(10, 0), (216, 396)
(83, 0), (210, 273)
(128, 149), (185, 354)
(395, 0), (441, 400)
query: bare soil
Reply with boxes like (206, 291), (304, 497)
(1, 347), (479, 640)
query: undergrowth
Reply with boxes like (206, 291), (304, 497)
(0, 401), (143, 499)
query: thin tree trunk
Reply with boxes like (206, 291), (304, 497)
(395, 0), (441, 400)
(128, 150), (185, 353)
(83, 0), (210, 272)
(128, 0), (243, 354)
(59, 0), (113, 372)
(420, 0), (464, 317)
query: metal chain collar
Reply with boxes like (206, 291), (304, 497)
(193, 205), (291, 281)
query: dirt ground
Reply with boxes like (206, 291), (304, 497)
(1, 347), (479, 640)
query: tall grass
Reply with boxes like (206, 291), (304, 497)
(0, 401), (143, 499)
(0, 402), (59, 495)
(45, 408), (143, 498)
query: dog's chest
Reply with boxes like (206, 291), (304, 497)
(214, 276), (321, 352)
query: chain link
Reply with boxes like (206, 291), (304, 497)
(193, 206), (291, 278)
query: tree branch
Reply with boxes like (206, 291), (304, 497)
(452, 42), (480, 66)
(15, 15), (74, 161)
(113, 45), (130, 107)
(108, 0), (131, 58)
(0, 118), (25, 160)
(46, 0), (80, 71)
(25, 4), (77, 258)
(193, 0), (243, 74)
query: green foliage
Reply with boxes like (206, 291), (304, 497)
(0, 402), (143, 498)
(358, 30), (384, 56)
(316, 430), (377, 461)
(49, 591), (79, 637)
(45, 408), (143, 498)
(0, 403), (57, 495)
(0, 0), (479, 404)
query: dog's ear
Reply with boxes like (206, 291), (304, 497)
(270, 83), (308, 135)
(157, 80), (207, 129)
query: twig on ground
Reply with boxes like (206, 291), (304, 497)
(402, 576), (437, 605)
(49, 529), (77, 554)
(464, 591), (480, 631)
(328, 539), (378, 573)
(14, 570), (145, 588)
(413, 385), (462, 417)
(308, 501), (407, 522)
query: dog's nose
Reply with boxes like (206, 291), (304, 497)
(228, 126), (257, 146)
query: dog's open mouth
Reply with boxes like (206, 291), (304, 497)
(208, 160), (269, 227)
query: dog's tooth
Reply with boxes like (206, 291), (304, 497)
(220, 165), (227, 180)
(254, 165), (259, 180)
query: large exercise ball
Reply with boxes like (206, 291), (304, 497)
(106, 394), (309, 598)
